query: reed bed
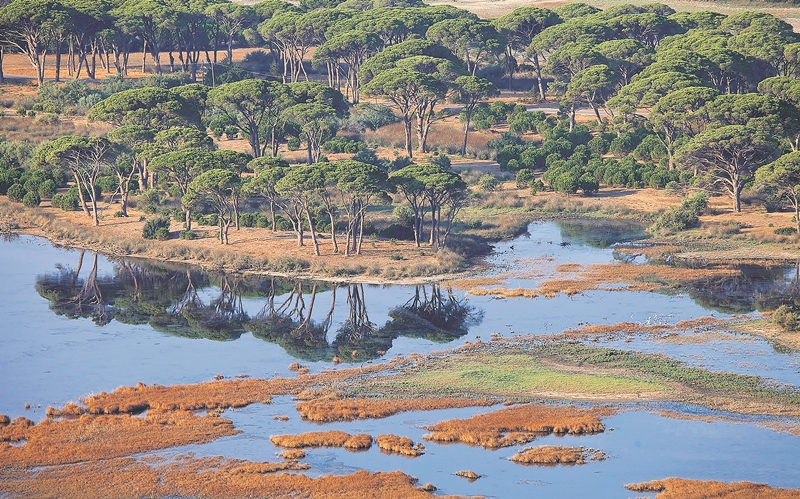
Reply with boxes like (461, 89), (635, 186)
(0, 410), (238, 467)
(295, 397), (495, 422)
(81, 363), (394, 415)
(1, 456), (455, 499)
(454, 470), (480, 480)
(558, 317), (725, 340)
(280, 449), (306, 460)
(625, 478), (800, 498)
(509, 445), (605, 466)
(270, 431), (373, 451)
(45, 402), (83, 418)
(423, 404), (610, 449)
(468, 262), (740, 299)
(0, 414), (10, 425)
(375, 434), (425, 457)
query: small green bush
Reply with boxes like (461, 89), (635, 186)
(393, 205), (414, 227)
(142, 217), (171, 239)
(6, 183), (24, 202)
(22, 190), (40, 207)
(478, 174), (499, 192)
(287, 137), (301, 150)
(515, 168), (536, 189)
(774, 227), (797, 235)
(38, 179), (56, 199)
(154, 227), (170, 240)
(179, 230), (196, 240)
(773, 304), (800, 331)
(649, 192), (709, 234)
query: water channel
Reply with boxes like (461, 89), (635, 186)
(2, 220), (800, 497)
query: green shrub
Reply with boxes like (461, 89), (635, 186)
(322, 137), (365, 154)
(225, 126), (239, 139)
(179, 230), (196, 240)
(142, 217), (171, 239)
(649, 192), (709, 234)
(773, 304), (800, 331)
(478, 174), (499, 192)
(516, 168), (536, 189)
(154, 227), (170, 240)
(38, 179), (56, 199)
(774, 227), (797, 235)
(6, 183), (24, 202)
(287, 137), (301, 150)
(22, 190), (40, 207)
(530, 179), (545, 195)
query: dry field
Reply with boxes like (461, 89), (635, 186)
(295, 397), (495, 422)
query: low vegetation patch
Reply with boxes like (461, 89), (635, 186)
(423, 403), (610, 449)
(270, 431), (372, 450)
(625, 478), (800, 499)
(375, 434), (425, 457)
(0, 410), (238, 467)
(295, 397), (495, 422)
(509, 445), (605, 466)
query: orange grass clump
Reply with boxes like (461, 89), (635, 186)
(0, 414), (9, 426)
(455, 470), (480, 481)
(470, 263), (740, 299)
(0, 410), (238, 467)
(270, 431), (373, 451)
(45, 402), (83, 418)
(80, 363), (394, 415)
(375, 434), (425, 457)
(625, 478), (800, 498)
(423, 404), (610, 449)
(0, 457), (464, 499)
(509, 445), (605, 466)
(296, 397), (495, 422)
(281, 449), (306, 460)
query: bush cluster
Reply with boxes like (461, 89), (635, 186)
(142, 217), (171, 240)
(649, 192), (709, 234)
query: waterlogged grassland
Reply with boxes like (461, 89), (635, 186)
(368, 352), (667, 399)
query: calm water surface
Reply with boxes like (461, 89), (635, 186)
(2, 220), (800, 497)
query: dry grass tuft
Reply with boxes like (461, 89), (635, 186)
(270, 431), (373, 451)
(0, 415), (10, 426)
(45, 402), (83, 418)
(295, 397), (495, 422)
(1, 452), (460, 499)
(455, 470), (480, 481)
(625, 478), (800, 498)
(423, 404), (610, 449)
(509, 445), (605, 466)
(0, 411), (238, 467)
(280, 449), (306, 460)
(375, 434), (425, 457)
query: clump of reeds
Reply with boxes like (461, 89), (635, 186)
(509, 445), (605, 466)
(455, 470), (480, 481)
(281, 449), (306, 460)
(625, 478), (800, 499)
(295, 397), (494, 422)
(0, 410), (238, 467)
(423, 404), (608, 449)
(375, 434), (425, 457)
(45, 402), (83, 418)
(270, 431), (372, 451)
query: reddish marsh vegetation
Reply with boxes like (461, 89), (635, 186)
(626, 478), (800, 498)
(423, 404), (611, 449)
(270, 431), (373, 450)
(509, 445), (605, 466)
(296, 397), (495, 422)
(375, 434), (426, 457)
(0, 410), (237, 467)
(1, 457), (457, 499)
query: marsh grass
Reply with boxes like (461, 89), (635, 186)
(295, 397), (495, 422)
(422, 403), (610, 449)
(375, 434), (425, 457)
(0, 410), (238, 467)
(270, 431), (372, 450)
(625, 478), (800, 499)
(509, 445), (604, 466)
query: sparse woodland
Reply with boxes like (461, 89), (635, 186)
(2, 0), (800, 262)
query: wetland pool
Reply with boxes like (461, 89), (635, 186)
(2, 220), (800, 497)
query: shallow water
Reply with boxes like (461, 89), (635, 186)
(3, 220), (800, 495)
(156, 398), (800, 498)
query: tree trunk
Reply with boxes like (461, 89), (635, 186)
(403, 116), (413, 158)
(54, 42), (62, 82)
(305, 205), (320, 256)
(328, 210), (338, 253)
(461, 107), (472, 156)
(0, 46), (4, 84)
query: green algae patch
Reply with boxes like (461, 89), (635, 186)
(381, 353), (665, 398)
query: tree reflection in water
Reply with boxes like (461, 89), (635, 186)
(34, 252), (480, 362)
